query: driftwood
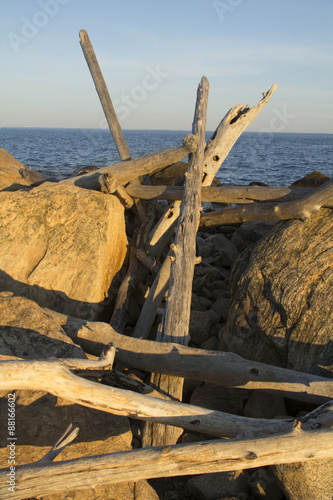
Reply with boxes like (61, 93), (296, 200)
(126, 184), (317, 204)
(61, 133), (198, 190)
(200, 178), (333, 228)
(99, 172), (134, 209)
(144, 76), (209, 446)
(1, 425), (332, 500)
(202, 84), (277, 186)
(79, 29), (131, 161)
(46, 310), (333, 403)
(162, 75), (209, 346)
(1, 352), (332, 438)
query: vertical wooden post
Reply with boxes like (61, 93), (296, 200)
(143, 76), (210, 447)
(79, 29), (131, 161)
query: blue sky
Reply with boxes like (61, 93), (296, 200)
(1, 0), (332, 133)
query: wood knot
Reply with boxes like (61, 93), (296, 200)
(183, 134), (199, 153)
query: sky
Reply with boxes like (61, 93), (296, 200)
(1, 0), (332, 133)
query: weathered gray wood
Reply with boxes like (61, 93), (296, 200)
(161, 76), (209, 345)
(61, 134), (198, 190)
(0, 357), (303, 439)
(146, 76), (209, 446)
(79, 29), (131, 161)
(202, 84), (278, 186)
(126, 184), (317, 204)
(1, 426), (332, 499)
(47, 310), (333, 403)
(200, 178), (333, 227)
(132, 254), (171, 339)
(99, 172), (134, 209)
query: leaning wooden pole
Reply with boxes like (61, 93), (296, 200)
(144, 76), (209, 446)
(79, 29), (131, 160)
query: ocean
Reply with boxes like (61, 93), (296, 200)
(0, 128), (332, 187)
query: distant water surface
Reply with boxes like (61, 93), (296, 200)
(0, 128), (332, 186)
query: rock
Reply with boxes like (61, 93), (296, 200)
(207, 234), (240, 267)
(0, 387), (158, 500)
(189, 310), (214, 345)
(273, 459), (333, 500)
(210, 297), (230, 323)
(243, 390), (287, 419)
(290, 170), (330, 189)
(222, 209), (333, 377)
(0, 148), (49, 191)
(248, 468), (284, 500)
(186, 471), (250, 500)
(231, 220), (277, 253)
(0, 182), (128, 320)
(190, 383), (249, 416)
(221, 208), (333, 499)
(74, 166), (98, 175)
(196, 235), (212, 259)
(200, 336), (219, 351)
(0, 292), (85, 359)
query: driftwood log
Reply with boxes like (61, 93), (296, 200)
(200, 178), (333, 227)
(61, 134), (198, 190)
(126, 184), (318, 204)
(1, 425), (332, 500)
(46, 310), (333, 403)
(144, 76), (209, 446)
(1, 353), (332, 439)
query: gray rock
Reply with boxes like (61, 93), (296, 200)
(187, 471), (250, 500)
(243, 390), (287, 419)
(189, 310), (214, 345)
(200, 336), (219, 351)
(190, 383), (249, 416)
(231, 220), (276, 253)
(210, 297), (230, 322)
(248, 468), (284, 500)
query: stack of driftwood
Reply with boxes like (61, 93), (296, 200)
(0, 30), (332, 499)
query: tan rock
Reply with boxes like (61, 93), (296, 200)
(0, 182), (128, 320)
(0, 292), (85, 359)
(0, 148), (49, 191)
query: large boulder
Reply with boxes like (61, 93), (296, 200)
(0, 294), (158, 500)
(0, 292), (85, 359)
(222, 208), (333, 377)
(221, 208), (333, 500)
(0, 181), (127, 320)
(0, 148), (49, 191)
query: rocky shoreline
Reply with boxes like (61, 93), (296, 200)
(0, 147), (332, 499)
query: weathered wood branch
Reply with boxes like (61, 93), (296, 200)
(47, 310), (333, 403)
(0, 357), (302, 439)
(126, 184), (317, 204)
(79, 29), (131, 161)
(202, 83), (278, 186)
(200, 178), (333, 227)
(162, 75), (209, 345)
(99, 172), (134, 209)
(146, 76), (209, 446)
(61, 134), (198, 190)
(1, 426), (332, 499)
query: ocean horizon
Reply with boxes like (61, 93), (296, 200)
(1, 127), (332, 187)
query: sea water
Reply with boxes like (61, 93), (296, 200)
(0, 128), (332, 186)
